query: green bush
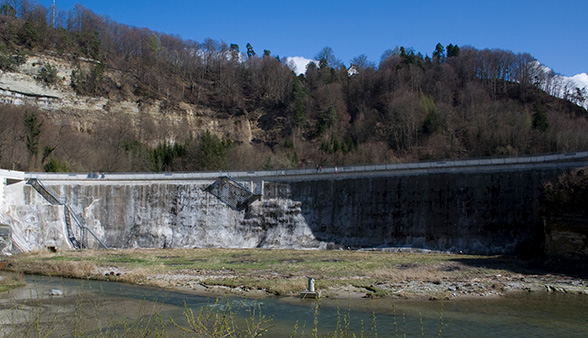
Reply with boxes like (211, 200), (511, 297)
(43, 158), (70, 172)
(316, 106), (337, 135)
(198, 130), (232, 170)
(150, 142), (186, 172)
(36, 63), (58, 86)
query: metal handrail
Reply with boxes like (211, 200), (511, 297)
(65, 204), (109, 250)
(26, 179), (108, 250)
(19, 151), (588, 182)
(221, 175), (255, 194)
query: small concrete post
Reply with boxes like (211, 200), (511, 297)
(301, 277), (319, 298)
(308, 277), (315, 292)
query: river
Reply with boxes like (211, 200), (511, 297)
(0, 275), (586, 337)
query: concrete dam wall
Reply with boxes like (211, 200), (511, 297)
(279, 170), (551, 254)
(1, 179), (318, 252)
(1, 153), (586, 255)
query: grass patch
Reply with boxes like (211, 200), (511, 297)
(1, 248), (536, 297)
(0, 273), (25, 293)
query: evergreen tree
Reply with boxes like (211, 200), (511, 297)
(246, 43), (255, 58)
(24, 110), (43, 162)
(198, 130), (231, 170)
(532, 101), (549, 132)
(433, 43), (445, 63)
(446, 43), (460, 58)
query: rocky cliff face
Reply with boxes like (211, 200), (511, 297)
(541, 166), (588, 267)
(0, 53), (255, 144)
(544, 214), (588, 262)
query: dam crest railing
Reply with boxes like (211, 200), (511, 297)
(17, 151), (588, 182)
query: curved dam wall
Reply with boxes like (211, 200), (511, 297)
(1, 153), (586, 255)
(275, 168), (558, 254)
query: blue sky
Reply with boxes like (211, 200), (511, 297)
(37, 0), (587, 77)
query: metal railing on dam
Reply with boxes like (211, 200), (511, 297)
(14, 151), (588, 182)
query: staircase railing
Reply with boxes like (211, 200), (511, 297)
(205, 175), (261, 210)
(26, 179), (108, 249)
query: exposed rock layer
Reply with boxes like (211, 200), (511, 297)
(0, 54), (257, 144)
(544, 214), (588, 263)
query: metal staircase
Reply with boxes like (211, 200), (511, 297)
(205, 176), (261, 210)
(26, 179), (108, 249)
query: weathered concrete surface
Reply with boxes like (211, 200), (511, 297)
(4, 181), (319, 251)
(0, 224), (11, 253)
(1, 181), (70, 252)
(270, 167), (575, 255)
(1, 159), (586, 254)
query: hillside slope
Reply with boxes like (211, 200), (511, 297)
(0, 6), (586, 173)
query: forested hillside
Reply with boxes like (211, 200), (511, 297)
(0, 1), (587, 172)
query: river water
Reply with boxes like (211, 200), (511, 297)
(0, 275), (587, 337)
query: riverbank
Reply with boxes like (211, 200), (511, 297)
(2, 248), (587, 300)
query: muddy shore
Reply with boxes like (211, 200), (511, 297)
(117, 267), (588, 300)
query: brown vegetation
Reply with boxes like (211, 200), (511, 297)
(0, 1), (586, 172)
(4, 248), (588, 299)
(543, 166), (588, 216)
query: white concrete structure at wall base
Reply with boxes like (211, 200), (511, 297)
(0, 174), (73, 252)
(0, 169), (26, 213)
(0, 177), (4, 214)
(5, 204), (72, 252)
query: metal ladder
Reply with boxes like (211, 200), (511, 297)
(26, 178), (108, 249)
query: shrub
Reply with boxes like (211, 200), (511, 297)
(43, 158), (70, 172)
(36, 63), (58, 86)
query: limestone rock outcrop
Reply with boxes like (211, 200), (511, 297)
(0, 53), (256, 145)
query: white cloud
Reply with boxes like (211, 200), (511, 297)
(285, 56), (318, 75)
